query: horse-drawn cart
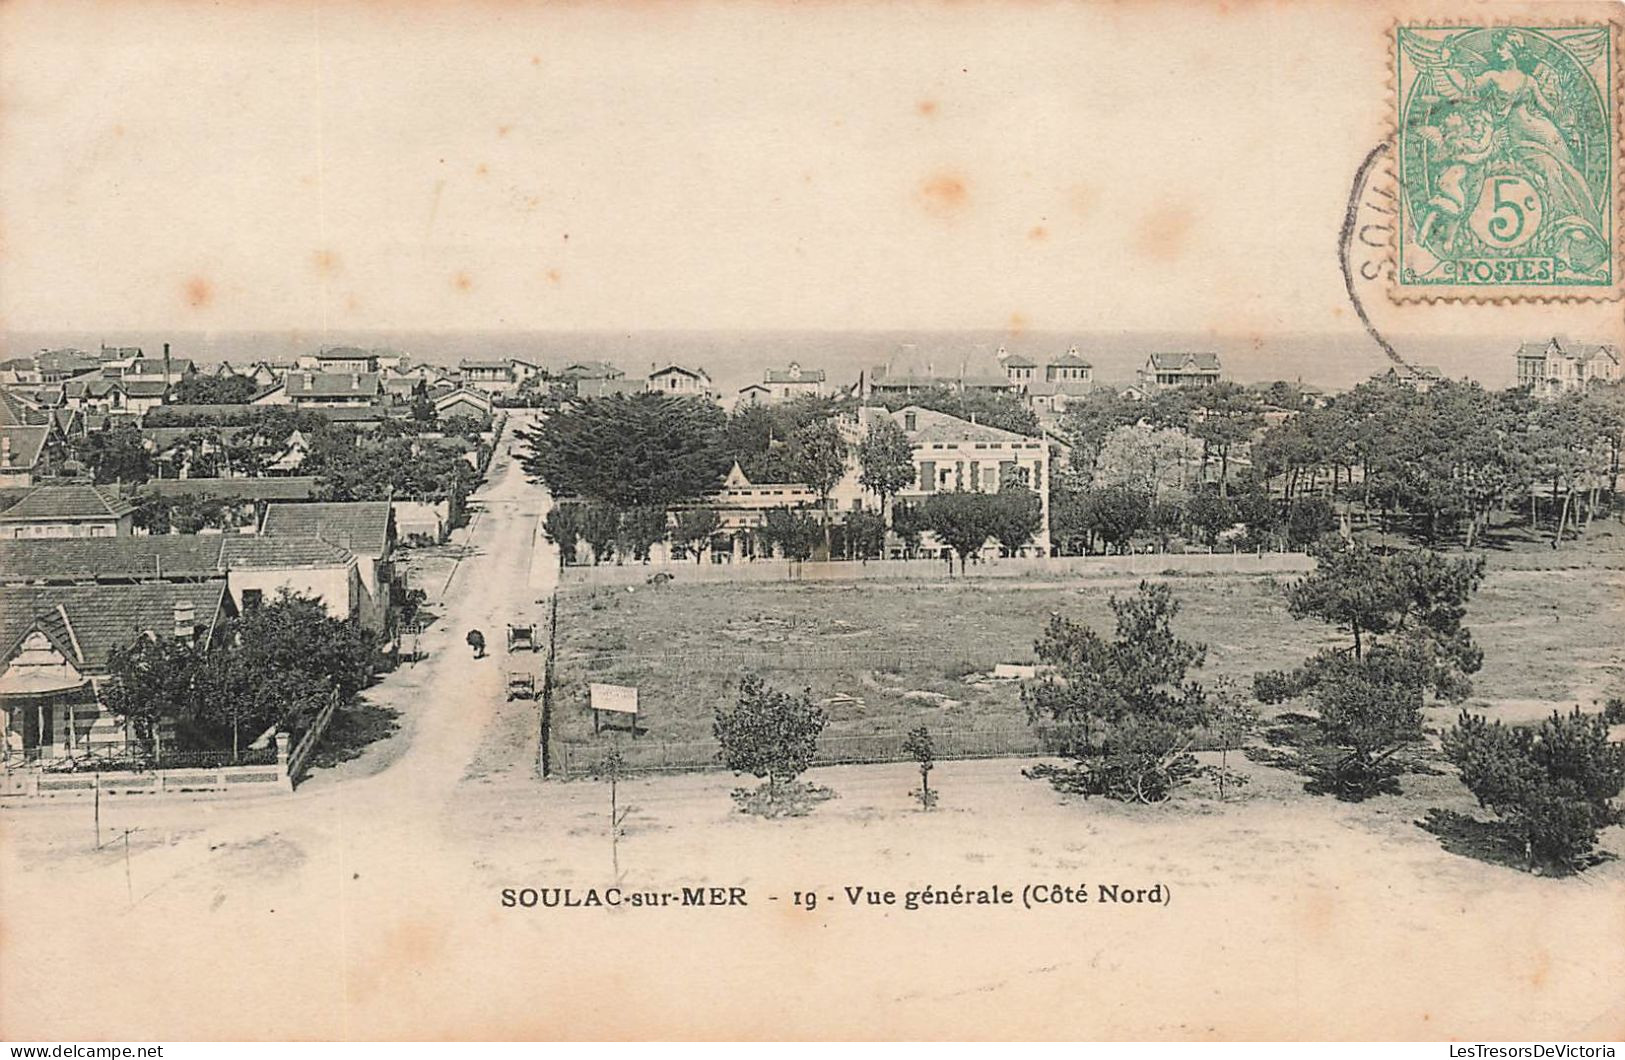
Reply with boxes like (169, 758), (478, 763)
(506, 668), (537, 700)
(507, 622), (538, 652)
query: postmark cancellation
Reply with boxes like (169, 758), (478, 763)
(1393, 21), (1621, 301)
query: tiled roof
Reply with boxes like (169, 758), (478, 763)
(314, 346), (375, 360)
(1521, 338), (1622, 365)
(892, 405), (1037, 445)
(0, 582), (232, 671)
(0, 484), (137, 522)
(285, 372), (382, 398)
(0, 535), (227, 582)
(560, 361), (623, 379)
(140, 476), (320, 501)
(1049, 351), (1092, 368)
(649, 363), (709, 381)
(311, 406), (391, 422)
(434, 388), (493, 411)
(0, 389), (47, 427)
(0, 426), (50, 470)
(125, 359), (195, 376)
(122, 380), (171, 398)
(1000, 353), (1037, 368)
(65, 378), (116, 399)
(262, 501), (393, 557)
(763, 365), (826, 384)
(458, 359), (513, 371)
(36, 351), (99, 375)
(150, 404), (258, 423)
(219, 536), (357, 570)
(1147, 352), (1221, 371)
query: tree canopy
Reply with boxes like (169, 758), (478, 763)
(519, 393), (729, 509)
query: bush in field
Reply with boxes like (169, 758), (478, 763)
(1255, 538), (1486, 798)
(903, 724), (936, 809)
(1201, 677), (1258, 801)
(714, 672), (828, 811)
(1442, 708), (1625, 872)
(1023, 582), (1210, 803)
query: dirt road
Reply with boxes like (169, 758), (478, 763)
(1, 430), (1621, 1041)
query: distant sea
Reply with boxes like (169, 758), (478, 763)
(0, 328), (1518, 394)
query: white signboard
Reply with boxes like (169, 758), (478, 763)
(589, 682), (639, 715)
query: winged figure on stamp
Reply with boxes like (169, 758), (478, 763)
(1403, 28), (1607, 270)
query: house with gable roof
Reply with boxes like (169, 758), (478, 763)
(0, 484), (137, 539)
(286, 370), (383, 408)
(0, 582), (235, 762)
(1137, 352), (1222, 390)
(647, 363), (716, 399)
(261, 500), (396, 632)
(0, 426), (52, 488)
(762, 362), (826, 402)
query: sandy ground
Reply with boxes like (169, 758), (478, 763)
(2, 431), (1622, 1041)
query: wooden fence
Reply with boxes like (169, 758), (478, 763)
(2, 688), (343, 800)
(285, 687), (341, 784)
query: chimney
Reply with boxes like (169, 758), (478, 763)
(173, 598), (195, 641)
(163, 342), (172, 383)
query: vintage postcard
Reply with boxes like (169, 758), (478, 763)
(1, 0), (1623, 1046)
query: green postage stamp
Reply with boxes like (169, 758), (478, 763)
(1395, 23), (1620, 299)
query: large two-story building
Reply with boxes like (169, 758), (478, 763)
(832, 405), (1052, 559)
(1516, 337), (1621, 396)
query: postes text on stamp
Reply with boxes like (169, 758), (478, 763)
(1395, 24), (1618, 300)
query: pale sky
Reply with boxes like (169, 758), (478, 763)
(1, 0), (1618, 345)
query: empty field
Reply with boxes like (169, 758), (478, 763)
(549, 566), (1625, 768)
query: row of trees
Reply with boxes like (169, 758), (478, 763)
(1049, 378), (1625, 553)
(103, 592), (378, 762)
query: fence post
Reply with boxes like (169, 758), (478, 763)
(538, 591), (559, 779)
